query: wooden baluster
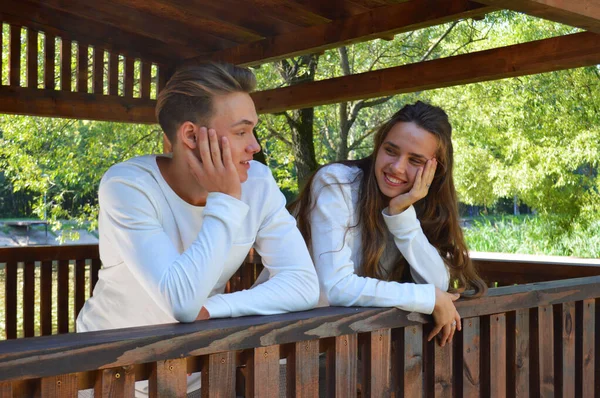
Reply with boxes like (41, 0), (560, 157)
(77, 43), (88, 93)
(434, 332), (453, 398)
(93, 47), (104, 95)
(74, 259), (86, 320)
(326, 334), (357, 398)
(91, 258), (101, 295)
(5, 261), (17, 339)
(0, 382), (12, 398)
(490, 313), (507, 398)
(108, 52), (119, 96)
(463, 317), (481, 397)
(507, 308), (529, 397)
(124, 56), (134, 98)
(245, 345), (280, 397)
(287, 340), (319, 398)
(57, 259), (70, 334)
(141, 61), (151, 99)
(27, 28), (38, 89)
(94, 366), (135, 398)
(40, 374), (78, 397)
(60, 38), (72, 92)
(23, 261), (35, 338)
(40, 260), (53, 335)
(44, 33), (55, 90)
(360, 329), (391, 397)
(9, 25), (20, 87)
(202, 352), (236, 397)
(559, 302), (575, 398)
(150, 359), (187, 398)
(157, 65), (168, 93)
(538, 305), (554, 397)
(577, 299), (594, 398)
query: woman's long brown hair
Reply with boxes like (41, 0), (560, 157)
(290, 101), (487, 297)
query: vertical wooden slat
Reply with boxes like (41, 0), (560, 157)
(74, 259), (86, 320)
(538, 305), (554, 397)
(245, 345), (280, 397)
(44, 33), (56, 90)
(578, 299), (594, 398)
(91, 258), (101, 295)
(77, 43), (88, 93)
(242, 262), (254, 290)
(202, 352), (235, 397)
(94, 366), (135, 398)
(141, 61), (151, 99)
(364, 329), (390, 397)
(27, 29), (38, 88)
(9, 24), (21, 87)
(149, 358), (187, 398)
(124, 56), (134, 98)
(490, 313), (507, 398)
(40, 260), (53, 336)
(0, 26), (3, 84)
(402, 325), (423, 397)
(510, 308), (530, 398)
(108, 52), (119, 96)
(5, 262), (17, 339)
(57, 259), (70, 334)
(60, 39), (72, 92)
(23, 261), (35, 338)
(40, 374), (78, 397)
(326, 334), (357, 398)
(0, 382), (12, 398)
(93, 47), (104, 94)
(560, 302), (575, 398)
(287, 340), (319, 398)
(434, 337), (453, 398)
(158, 65), (168, 93)
(463, 317), (480, 397)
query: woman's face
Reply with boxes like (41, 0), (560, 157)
(374, 121), (438, 199)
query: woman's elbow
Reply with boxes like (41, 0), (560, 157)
(172, 305), (200, 323)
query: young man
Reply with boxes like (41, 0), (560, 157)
(76, 62), (319, 334)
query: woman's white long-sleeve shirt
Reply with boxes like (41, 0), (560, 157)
(309, 164), (449, 314)
(76, 155), (319, 332)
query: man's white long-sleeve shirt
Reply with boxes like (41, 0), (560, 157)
(77, 155), (319, 332)
(309, 164), (449, 315)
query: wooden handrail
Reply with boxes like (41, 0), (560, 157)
(1, 275), (598, 382)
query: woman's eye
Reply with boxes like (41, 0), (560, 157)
(385, 148), (395, 155)
(238, 131), (247, 136)
(410, 159), (424, 166)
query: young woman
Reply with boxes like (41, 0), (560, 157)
(292, 101), (487, 345)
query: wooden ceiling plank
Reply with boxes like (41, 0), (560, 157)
(0, 2), (179, 65)
(205, 0), (494, 66)
(475, 0), (600, 34)
(250, 31), (600, 114)
(290, 0), (370, 19)
(24, 0), (235, 53)
(0, 85), (156, 124)
(231, 0), (332, 27)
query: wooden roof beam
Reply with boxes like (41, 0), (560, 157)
(474, 0), (600, 34)
(199, 0), (494, 66)
(251, 31), (600, 114)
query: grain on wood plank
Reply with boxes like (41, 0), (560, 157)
(9, 25), (21, 87)
(402, 325), (423, 397)
(0, 382), (11, 398)
(40, 260), (53, 336)
(559, 302), (575, 398)
(27, 29), (38, 89)
(108, 52), (119, 96)
(94, 366), (135, 398)
(537, 305), (554, 397)
(202, 352), (236, 398)
(74, 259), (86, 320)
(57, 259), (70, 334)
(23, 261), (35, 338)
(149, 358), (187, 398)
(77, 43), (88, 93)
(4, 262), (17, 339)
(578, 299), (594, 398)
(510, 309), (530, 398)
(93, 47), (104, 95)
(366, 329), (391, 397)
(434, 334), (453, 398)
(462, 317), (480, 397)
(529, 308), (540, 398)
(124, 57), (134, 98)
(140, 61), (151, 99)
(595, 298), (600, 398)
(40, 373), (78, 397)
(326, 334), (357, 397)
(60, 39), (72, 92)
(44, 33), (56, 91)
(245, 345), (280, 397)
(287, 340), (319, 398)
(490, 313), (507, 398)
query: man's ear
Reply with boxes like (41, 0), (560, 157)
(177, 121), (197, 149)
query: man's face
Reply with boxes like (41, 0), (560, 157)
(208, 92), (260, 183)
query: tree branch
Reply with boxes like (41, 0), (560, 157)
(420, 21), (459, 62)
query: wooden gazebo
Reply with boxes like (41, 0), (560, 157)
(1, 1), (600, 397)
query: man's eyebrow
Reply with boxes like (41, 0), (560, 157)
(383, 141), (428, 159)
(231, 119), (256, 127)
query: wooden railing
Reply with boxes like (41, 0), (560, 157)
(2, 245), (600, 341)
(0, 276), (598, 397)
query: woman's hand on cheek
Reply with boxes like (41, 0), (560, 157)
(388, 158), (437, 215)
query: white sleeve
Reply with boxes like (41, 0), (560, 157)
(99, 177), (249, 323)
(310, 168), (437, 314)
(382, 206), (450, 291)
(203, 172), (319, 318)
